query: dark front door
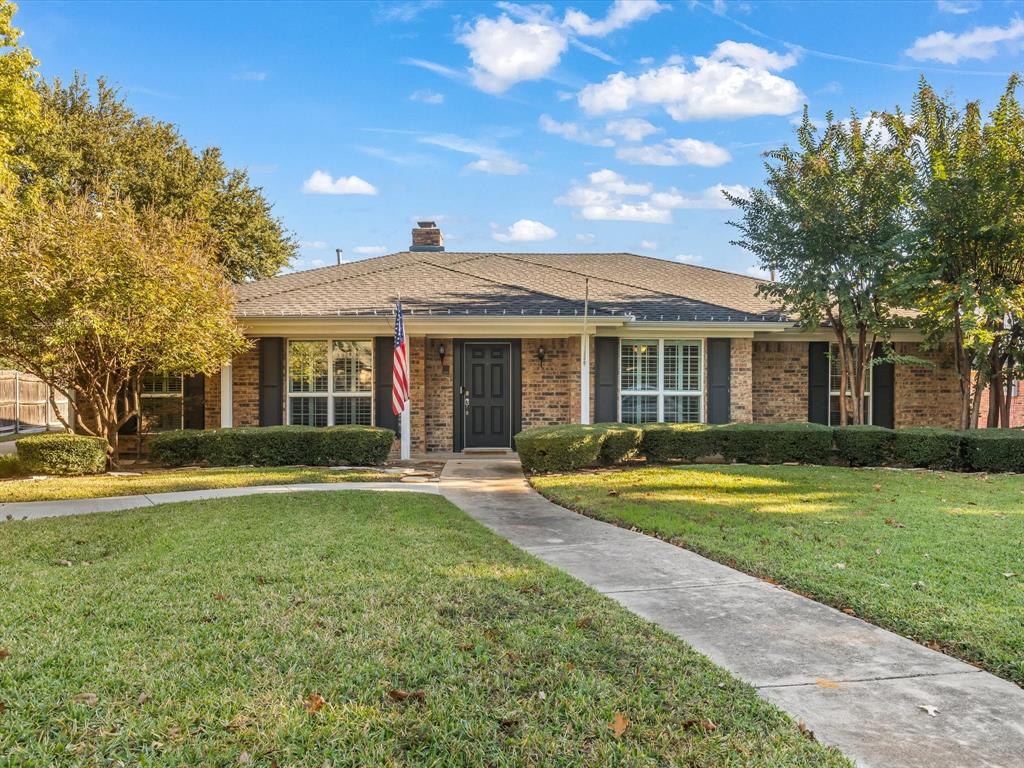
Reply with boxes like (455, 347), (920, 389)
(463, 343), (511, 448)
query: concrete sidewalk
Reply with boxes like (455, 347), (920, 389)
(1, 481), (439, 520)
(440, 458), (1024, 768)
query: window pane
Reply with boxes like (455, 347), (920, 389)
(664, 342), (700, 392)
(334, 396), (372, 426)
(332, 341), (372, 394)
(290, 396), (327, 427)
(141, 396), (182, 431)
(664, 395), (701, 423)
(620, 340), (658, 391)
(621, 394), (658, 424)
(142, 372), (182, 395)
(289, 341), (328, 393)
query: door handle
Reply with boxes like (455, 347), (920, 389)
(464, 393), (471, 416)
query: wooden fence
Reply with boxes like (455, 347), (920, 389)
(0, 370), (69, 435)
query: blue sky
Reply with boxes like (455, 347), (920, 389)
(17, 0), (1024, 276)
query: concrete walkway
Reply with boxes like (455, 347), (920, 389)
(440, 458), (1024, 768)
(2, 481), (438, 520)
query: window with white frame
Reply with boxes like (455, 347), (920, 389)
(829, 343), (872, 425)
(140, 372), (183, 431)
(288, 340), (373, 427)
(620, 339), (703, 424)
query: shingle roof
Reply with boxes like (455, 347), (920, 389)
(234, 251), (789, 323)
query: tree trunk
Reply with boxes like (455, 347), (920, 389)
(952, 309), (972, 430)
(1002, 370), (1014, 428)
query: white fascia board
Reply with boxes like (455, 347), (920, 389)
(238, 315), (629, 338)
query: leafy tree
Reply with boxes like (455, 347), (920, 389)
(26, 75), (295, 281)
(0, 0), (40, 199)
(0, 195), (248, 464)
(901, 77), (1024, 428)
(728, 109), (914, 424)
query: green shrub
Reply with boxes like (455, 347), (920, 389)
(315, 426), (394, 466)
(598, 423), (644, 465)
(640, 423), (719, 463)
(0, 453), (23, 478)
(834, 425), (894, 466)
(515, 425), (606, 473)
(717, 423), (834, 465)
(148, 429), (212, 467)
(15, 432), (107, 475)
(961, 429), (1024, 473)
(890, 428), (962, 469)
(149, 425), (395, 468)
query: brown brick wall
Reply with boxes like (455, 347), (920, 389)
(894, 342), (961, 428)
(407, 336), (427, 453)
(752, 341), (808, 423)
(978, 381), (1024, 427)
(522, 337), (593, 428)
(204, 341), (260, 428)
(730, 338), (753, 423)
(424, 337), (454, 452)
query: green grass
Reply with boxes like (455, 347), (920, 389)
(0, 465), (396, 503)
(0, 492), (847, 767)
(532, 465), (1024, 686)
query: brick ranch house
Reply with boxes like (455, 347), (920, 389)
(136, 221), (965, 453)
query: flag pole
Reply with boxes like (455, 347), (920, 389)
(580, 277), (590, 425)
(397, 293), (411, 460)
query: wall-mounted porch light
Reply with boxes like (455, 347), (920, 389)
(535, 344), (547, 367)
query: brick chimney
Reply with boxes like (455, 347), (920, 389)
(410, 220), (444, 252)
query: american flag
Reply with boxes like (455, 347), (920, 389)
(392, 299), (409, 416)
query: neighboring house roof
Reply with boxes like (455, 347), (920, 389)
(236, 251), (789, 324)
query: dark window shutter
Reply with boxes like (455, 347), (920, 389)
(183, 374), (206, 429)
(259, 338), (284, 426)
(593, 337), (618, 423)
(707, 338), (731, 424)
(375, 336), (397, 431)
(808, 341), (830, 424)
(872, 342), (895, 428)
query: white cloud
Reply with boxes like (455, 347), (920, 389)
(539, 114), (614, 146)
(302, 170), (378, 195)
(409, 88), (444, 104)
(492, 219), (558, 242)
(564, 0), (669, 37)
(578, 40), (804, 121)
(709, 40), (799, 71)
(353, 246), (388, 255)
(640, 239), (658, 250)
(458, 14), (568, 94)
(404, 58), (466, 82)
(557, 169), (666, 222)
(299, 240), (327, 250)
(936, 0), (980, 14)
(232, 71), (267, 81)
(376, 0), (441, 23)
(605, 117), (660, 141)
(576, 232), (596, 243)
(616, 137), (732, 167)
(419, 133), (528, 175)
(650, 183), (749, 210)
(557, 90), (575, 101)
(906, 17), (1024, 63)
(676, 253), (702, 263)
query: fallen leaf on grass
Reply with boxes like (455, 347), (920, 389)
(872, 483), (881, 492)
(457, 642), (474, 652)
(575, 616), (593, 629)
(304, 693), (325, 714)
(833, 562), (846, 570)
(815, 678), (841, 689)
(388, 689), (425, 704)
(237, 751), (252, 765)
(57, 559), (73, 567)
(884, 518), (905, 528)
(0, 700), (5, 715)
(606, 489), (619, 496)
(683, 718), (718, 732)
(137, 693), (148, 706)
(798, 720), (815, 740)
(1003, 572), (1017, 579)
(73, 692), (98, 706)
(609, 712), (629, 738)
(918, 704), (939, 717)
(841, 608), (856, 616)
(0, 648), (9, 661)
(213, 593), (228, 601)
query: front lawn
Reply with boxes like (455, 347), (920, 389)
(0, 492), (846, 766)
(532, 465), (1024, 686)
(0, 465), (396, 503)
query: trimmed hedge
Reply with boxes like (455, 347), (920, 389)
(717, 423), (834, 465)
(835, 425), (894, 467)
(514, 425), (607, 473)
(641, 423), (718, 463)
(15, 432), (107, 475)
(890, 428), (962, 470)
(961, 430), (1024, 473)
(516, 422), (1024, 474)
(0, 453), (23, 478)
(149, 425), (395, 468)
